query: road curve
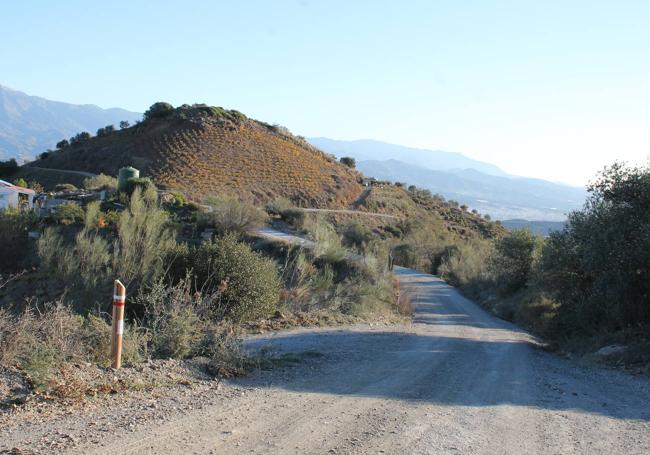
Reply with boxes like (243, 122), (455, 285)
(72, 266), (650, 454)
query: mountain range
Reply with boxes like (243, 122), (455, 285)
(0, 84), (141, 162)
(308, 138), (586, 222)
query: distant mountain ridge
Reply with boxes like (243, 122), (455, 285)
(0, 84), (141, 162)
(310, 138), (586, 221)
(308, 137), (508, 177)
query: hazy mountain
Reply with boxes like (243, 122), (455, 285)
(308, 137), (508, 177)
(356, 159), (586, 221)
(0, 84), (141, 162)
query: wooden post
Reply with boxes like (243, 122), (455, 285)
(111, 280), (126, 369)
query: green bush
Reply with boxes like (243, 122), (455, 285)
(339, 157), (356, 168)
(342, 220), (374, 252)
(536, 162), (650, 334)
(56, 202), (84, 225)
(13, 178), (28, 188)
(113, 187), (176, 290)
(438, 240), (492, 288)
(0, 158), (18, 178)
(168, 234), (281, 322)
(280, 208), (306, 229)
(83, 174), (117, 191)
(0, 208), (37, 273)
(490, 229), (541, 296)
(391, 243), (418, 268)
(39, 189), (175, 306)
(122, 177), (157, 198)
(143, 102), (175, 120)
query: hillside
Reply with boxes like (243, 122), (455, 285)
(0, 84), (141, 162)
(26, 104), (363, 208)
(354, 184), (505, 240)
(357, 159), (585, 221)
(310, 138), (586, 222)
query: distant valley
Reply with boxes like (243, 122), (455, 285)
(309, 138), (586, 222)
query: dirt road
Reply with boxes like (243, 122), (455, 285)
(3, 267), (650, 454)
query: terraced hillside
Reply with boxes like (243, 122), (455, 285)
(27, 104), (363, 208)
(355, 184), (505, 239)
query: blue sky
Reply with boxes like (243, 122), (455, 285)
(2, 0), (649, 185)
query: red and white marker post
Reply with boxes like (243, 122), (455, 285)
(111, 280), (126, 369)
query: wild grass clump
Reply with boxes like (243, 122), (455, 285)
(201, 195), (267, 236)
(342, 220), (374, 252)
(304, 215), (346, 263)
(135, 278), (248, 375)
(0, 302), (146, 391)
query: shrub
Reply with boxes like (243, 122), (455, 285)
(144, 102), (175, 120)
(490, 229), (541, 296)
(305, 216), (346, 263)
(119, 120), (130, 129)
(265, 197), (292, 216)
(83, 174), (118, 191)
(342, 220), (374, 252)
(136, 279), (204, 359)
(56, 202), (84, 225)
(39, 189), (175, 304)
(56, 139), (69, 149)
(13, 178), (28, 188)
(39, 218), (111, 300)
(122, 177), (157, 198)
(113, 187), (176, 290)
(391, 243), (418, 268)
(438, 240), (493, 288)
(167, 235), (281, 322)
(339, 157), (356, 168)
(280, 208), (306, 229)
(171, 192), (187, 206)
(0, 302), (145, 390)
(54, 183), (78, 192)
(0, 159), (18, 178)
(0, 208), (37, 273)
(70, 131), (91, 146)
(200, 196), (267, 236)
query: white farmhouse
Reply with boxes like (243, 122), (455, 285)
(0, 179), (35, 210)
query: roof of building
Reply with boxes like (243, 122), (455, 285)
(0, 179), (36, 194)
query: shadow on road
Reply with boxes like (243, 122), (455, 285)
(236, 328), (650, 422)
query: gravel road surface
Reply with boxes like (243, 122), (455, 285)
(2, 267), (649, 454)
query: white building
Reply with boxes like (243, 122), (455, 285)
(0, 179), (35, 210)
